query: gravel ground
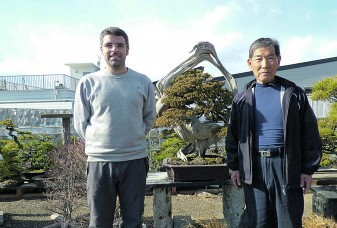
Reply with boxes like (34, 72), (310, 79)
(0, 190), (313, 227)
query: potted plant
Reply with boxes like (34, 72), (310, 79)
(0, 140), (24, 188)
(0, 119), (25, 188)
(19, 134), (55, 181)
(155, 69), (233, 181)
(0, 120), (55, 182)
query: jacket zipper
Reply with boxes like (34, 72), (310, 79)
(282, 87), (295, 193)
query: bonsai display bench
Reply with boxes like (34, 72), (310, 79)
(146, 172), (244, 228)
(15, 182), (44, 196)
(0, 181), (44, 196)
(0, 174), (45, 196)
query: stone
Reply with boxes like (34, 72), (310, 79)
(50, 213), (64, 222)
(173, 215), (193, 227)
(153, 188), (173, 227)
(222, 184), (245, 228)
(312, 186), (337, 221)
(0, 211), (3, 226)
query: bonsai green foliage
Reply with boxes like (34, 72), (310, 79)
(150, 129), (226, 169)
(320, 153), (336, 168)
(317, 116), (337, 153)
(0, 119), (23, 148)
(156, 69), (232, 137)
(312, 76), (337, 168)
(0, 140), (24, 181)
(20, 134), (55, 171)
(311, 75), (337, 101)
(316, 116), (337, 168)
(0, 119), (56, 180)
(169, 154), (225, 165)
(0, 119), (15, 129)
(0, 119), (26, 181)
(152, 130), (187, 170)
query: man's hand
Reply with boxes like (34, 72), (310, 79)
(231, 170), (241, 189)
(300, 174), (313, 194)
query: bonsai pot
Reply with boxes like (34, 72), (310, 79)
(21, 170), (46, 180)
(0, 179), (23, 189)
(163, 163), (228, 182)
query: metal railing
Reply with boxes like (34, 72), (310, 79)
(0, 74), (79, 91)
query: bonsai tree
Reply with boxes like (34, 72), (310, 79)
(0, 119), (27, 181)
(20, 134), (55, 172)
(0, 140), (23, 182)
(0, 119), (55, 180)
(156, 69), (232, 160)
(311, 75), (337, 168)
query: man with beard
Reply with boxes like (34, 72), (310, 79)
(74, 27), (156, 227)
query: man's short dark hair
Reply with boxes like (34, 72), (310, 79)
(100, 27), (129, 47)
(249, 38), (280, 58)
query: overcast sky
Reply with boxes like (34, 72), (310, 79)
(1, 0), (337, 82)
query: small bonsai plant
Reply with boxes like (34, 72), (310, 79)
(20, 134), (55, 173)
(0, 140), (24, 184)
(0, 119), (55, 181)
(0, 119), (25, 182)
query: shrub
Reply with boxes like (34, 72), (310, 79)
(0, 140), (24, 181)
(43, 138), (88, 227)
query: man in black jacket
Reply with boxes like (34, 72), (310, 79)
(225, 38), (322, 228)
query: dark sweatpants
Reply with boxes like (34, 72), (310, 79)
(243, 156), (304, 228)
(87, 158), (148, 228)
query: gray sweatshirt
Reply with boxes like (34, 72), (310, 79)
(73, 68), (156, 162)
